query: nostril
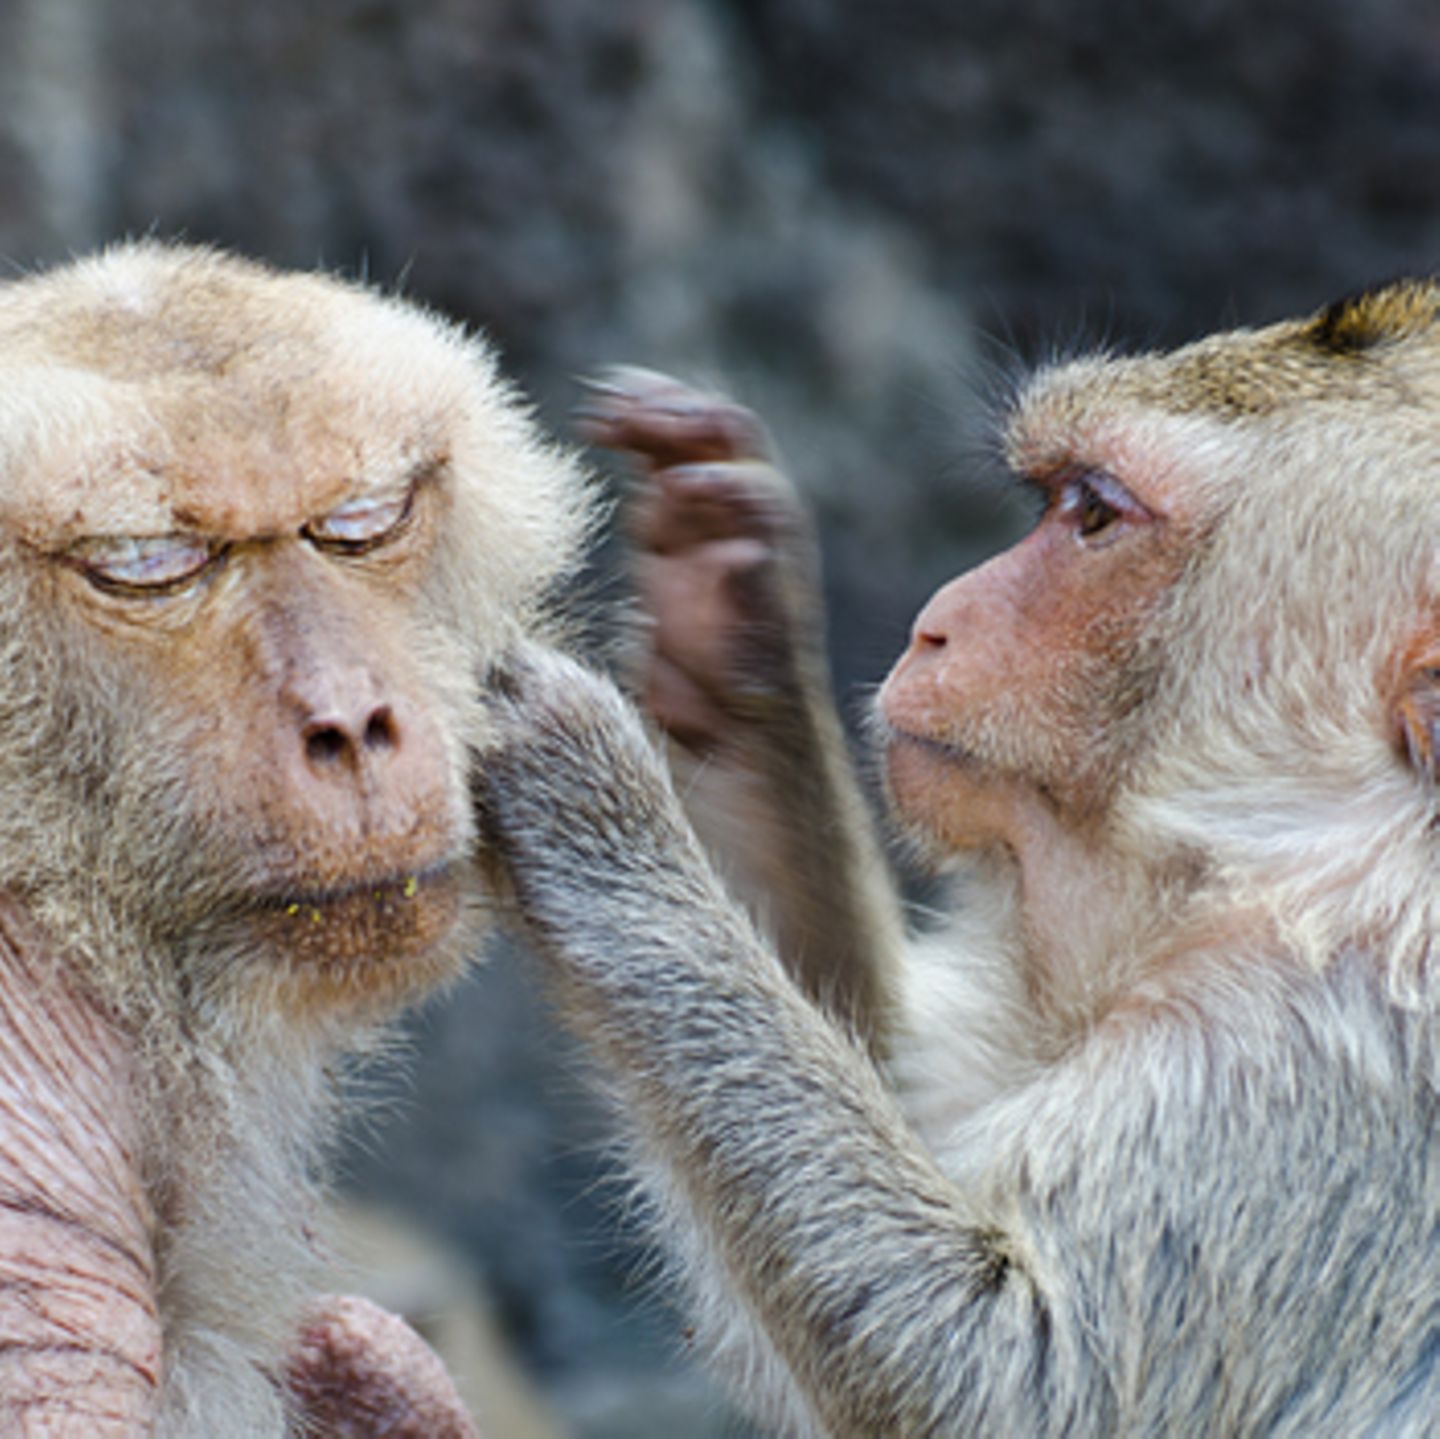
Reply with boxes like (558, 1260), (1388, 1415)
(305, 724), (349, 767)
(300, 703), (399, 771)
(364, 706), (398, 751)
(916, 628), (947, 651)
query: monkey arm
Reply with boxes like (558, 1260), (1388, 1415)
(661, 663), (905, 1058)
(478, 652), (1072, 1437)
(480, 654), (1440, 1434)
(582, 369), (905, 1053)
(0, 896), (483, 1439)
(0, 901), (161, 1434)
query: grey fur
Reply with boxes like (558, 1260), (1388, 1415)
(479, 288), (1440, 1436)
(479, 648), (1440, 1437)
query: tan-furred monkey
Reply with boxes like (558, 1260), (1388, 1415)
(0, 243), (596, 1435)
(478, 285), (1440, 1436)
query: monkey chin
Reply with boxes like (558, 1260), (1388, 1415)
(252, 863), (479, 1020)
(881, 729), (1029, 858)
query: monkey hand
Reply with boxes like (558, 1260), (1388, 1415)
(577, 367), (826, 755)
(475, 645), (722, 953)
(574, 374), (903, 1048)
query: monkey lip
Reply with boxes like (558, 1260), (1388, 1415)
(249, 860), (468, 971)
(882, 725), (975, 770)
(259, 861), (461, 915)
(881, 727), (986, 829)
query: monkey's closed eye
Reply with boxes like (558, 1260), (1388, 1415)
(68, 534), (221, 594)
(304, 477), (416, 553)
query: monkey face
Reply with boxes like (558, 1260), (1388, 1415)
(878, 424), (1201, 857)
(0, 245), (596, 1029)
(81, 530), (482, 1019)
(879, 283), (1440, 872)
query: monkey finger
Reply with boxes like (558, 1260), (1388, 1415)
(644, 653), (730, 752)
(473, 645), (692, 883)
(634, 462), (801, 554)
(479, 642), (630, 740)
(576, 366), (772, 469)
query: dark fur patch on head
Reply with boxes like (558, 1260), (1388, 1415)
(1306, 279), (1440, 356)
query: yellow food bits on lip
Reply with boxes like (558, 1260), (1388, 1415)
(280, 875), (425, 918)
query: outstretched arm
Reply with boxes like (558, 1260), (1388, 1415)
(476, 652), (1056, 1439)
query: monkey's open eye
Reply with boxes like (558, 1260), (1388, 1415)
(1055, 472), (1150, 546)
(304, 478), (416, 553)
(68, 534), (220, 594)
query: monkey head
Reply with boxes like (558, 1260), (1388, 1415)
(881, 281), (1440, 989)
(0, 244), (596, 1035)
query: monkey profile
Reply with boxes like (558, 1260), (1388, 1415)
(0, 243), (596, 1434)
(479, 290), (1440, 1435)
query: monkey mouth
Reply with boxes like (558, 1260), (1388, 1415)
(882, 725), (975, 769)
(250, 861), (469, 972)
(260, 861), (461, 917)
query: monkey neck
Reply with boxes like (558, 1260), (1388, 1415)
(993, 800), (1202, 1040)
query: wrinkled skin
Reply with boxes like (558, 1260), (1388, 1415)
(0, 909), (474, 1435)
(0, 898), (161, 1434)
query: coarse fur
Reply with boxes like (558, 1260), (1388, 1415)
(0, 243), (598, 1433)
(479, 287), (1440, 1436)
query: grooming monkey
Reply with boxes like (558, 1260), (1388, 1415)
(479, 287), (1440, 1436)
(0, 243), (595, 1434)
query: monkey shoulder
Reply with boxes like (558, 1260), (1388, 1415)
(904, 947), (1440, 1431)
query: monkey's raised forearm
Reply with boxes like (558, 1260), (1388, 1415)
(671, 665), (904, 1055)
(581, 370), (905, 1051)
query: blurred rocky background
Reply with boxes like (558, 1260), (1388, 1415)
(2, 0), (1438, 1433)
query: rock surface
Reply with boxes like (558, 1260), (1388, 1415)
(0, 1), (1437, 1431)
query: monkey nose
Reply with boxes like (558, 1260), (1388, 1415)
(301, 703), (401, 773)
(910, 571), (986, 652)
(909, 607), (950, 652)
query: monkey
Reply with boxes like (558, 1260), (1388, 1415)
(476, 287), (1440, 1437)
(0, 241), (596, 1435)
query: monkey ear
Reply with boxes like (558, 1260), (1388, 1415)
(1394, 643), (1440, 783)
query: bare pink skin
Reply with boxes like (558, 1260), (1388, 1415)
(0, 897), (162, 1434)
(288, 1294), (480, 1438)
(0, 896), (481, 1435)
